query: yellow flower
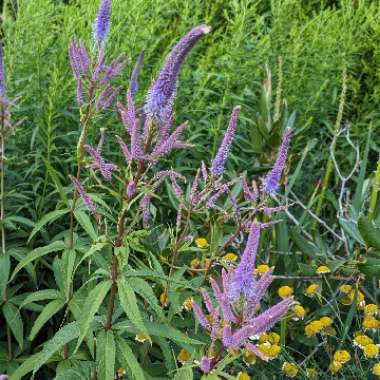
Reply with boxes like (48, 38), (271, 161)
(190, 258), (200, 268)
(293, 305), (306, 320)
(117, 368), (126, 377)
(278, 286), (293, 298)
(363, 316), (378, 330)
(340, 284), (352, 294)
(333, 350), (351, 364)
(244, 351), (257, 365)
(282, 362), (298, 378)
(364, 304), (378, 316)
(305, 320), (324, 337)
(203, 258), (211, 268)
(305, 283), (319, 297)
(268, 332), (281, 344)
(258, 342), (271, 356)
(160, 292), (170, 307)
(340, 289), (365, 306)
(182, 297), (193, 311)
(135, 333), (148, 343)
(177, 348), (191, 363)
(323, 326), (337, 336)
(258, 334), (270, 343)
(222, 252), (238, 263)
(364, 344), (379, 359)
(306, 368), (318, 378)
(319, 316), (333, 328)
(237, 372), (251, 380)
(353, 334), (373, 348)
(316, 265), (330, 274)
(195, 238), (208, 248)
(255, 264), (270, 275)
(267, 344), (281, 359)
(373, 363), (380, 377)
(329, 361), (342, 373)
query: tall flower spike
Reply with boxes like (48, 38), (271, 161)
(229, 222), (261, 301)
(210, 106), (240, 177)
(145, 24), (211, 125)
(0, 45), (7, 101)
(69, 175), (96, 214)
(129, 49), (145, 100)
(263, 127), (292, 194)
(93, 0), (112, 45)
(84, 144), (118, 181)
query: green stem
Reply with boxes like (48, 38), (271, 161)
(368, 154), (380, 221)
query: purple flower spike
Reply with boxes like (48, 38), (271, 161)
(116, 135), (131, 163)
(230, 222), (261, 301)
(0, 375), (8, 380)
(263, 127), (292, 194)
(93, 0), (112, 45)
(69, 175), (96, 214)
(0, 45), (7, 101)
(145, 24), (211, 124)
(200, 288), (215, 315)
(127, 180), (136, 198)
(210, 106), (240, 177)
(192, 301), (210, 330)
(84, 144), (118, 181)
(200, 356), (213, 374)
(129, 49), (145, 100)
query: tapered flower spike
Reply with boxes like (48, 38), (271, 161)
(69, 175), (96, 214)
(0, 45), (7, 101)
(263, 127), (292, 194)
(210, 277), (237, 323)
(199, 356), (213, 374)
(129, 49), (145, 100)
(145, 24), (211, 125)
(229, 222), (261, 301)
(192, 301), (211, 330)
(200, 288), (215, 314)
(210, 106), (240, 177)
(116, 135), (131, 162)
(93, 0), (112, 45)
(84, 144), (118, 181)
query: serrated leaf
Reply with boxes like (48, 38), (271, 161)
(340, 218), (365, 245)
(20, 289), (61, 309)
(29, 298), (66, 341)
(75, 280), (112, 353)
(74, 210), (97, 241)
(117, 277), (150, 341)
(27, 209), (69, 243)
(11, 240), (66, 280)
(74, 242), (107, 275)
(96, 330), (115, 380)
(116, 336), (145, 380)
(0, 254), (10, 301)
(3, 302), (23, 348)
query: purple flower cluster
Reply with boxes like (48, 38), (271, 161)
(263, 127), (292, 194)
(69, 175), (96, 214)
(0, 46), (7, 102)
(193, 222), (293, 373)
(145, 24), (211, 125)
(93, 0), (112, 45)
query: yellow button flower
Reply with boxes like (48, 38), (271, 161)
(203, 258), (211, 268)
(160, 292), (170, 307)
(293, 305), (306, 320)
(278, 286), (293, 298)
(182, 297), (193, 311)
(316, 265), (330, 274)
(363, 316), (378, 330)
(222, 252), (238, 263)
(305, 320), (324, 337)
(195, 238), (208, 248)
(364, 304), (378, 316)
(177, 348), (191, 363)
(329, 361), (342, 373)
(259, 334), (270, 343)
(190, 258), (200, 268)
(333, 350), (351, 364)
(282, 362), (298, 378)
(305, 283), (319, 297)
(373, 363), (380, 377)
(364, 344), (379, 359)
(135, 333), (148, 343)
(258, 342), (271, 356)
(255, 264), (270, 275)
(244, 351), (257, 365)
(323, 326), (337, 336)
(340, 284), (352, 294)
(237, 372), (251, 380)
(353, 334), (373, 348)
(267, 344), (281, 359)
(306, 368), (318, 378)
(268, 332), (280, 344)
(319, 316), (333, 327)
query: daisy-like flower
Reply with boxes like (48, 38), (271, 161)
(222, 252), (238, 264)
(340, 284), (352, 294)
(364, 304), (378, 316)
(305, 283), (319, 297)
(237, 372), (251, 380)
(373, 363), (380, 377)
(319, 316), (333, 328)
(316, 265), (330, 275)
(195, 238), (209, 248)
(177, 349), (191, 363)
(329, 361), (342, 373)
(182, 297), (193, 311)
(353, 334), (373, 349)
(282, 362), (298, 378)
(278, 286), (293, 298)
(363, 316), (378, 330)
(305, 320), (324, 337)
(255, 264), (271, 275)
(243, 350), (257, 365)
(135, 333), (148, 343)
(333, 350), (351, 364)
(160, 292), (170, 307)
(292, 305), (306, 320)
(364, 344), (379, 359)
(258, 331), (281, 345)
(190, 258), (200, 268)
(306, 368), (318, 378)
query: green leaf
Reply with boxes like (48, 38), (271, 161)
(74, 210), (97, 241)
(11, 240), (66, 280)
(358, 215), (380, 250)
(20, 289), (61, 309)
(0, 253), (10, 301)
(74, 280), (112, 353)
(27, 209), (69, 243)
(340, 288), (357, 347)
(359, 258), (380, 278)
(289, 227), (318, 259)
(96, 330), (116, 380)
(339, 218), (365, 245)
(3, 302), (23, 348)
(117, 277), (150, 341)
(29, 298), (66, 341)
(42, 157), (69, 206)
(173, 367), (193, 380)
(9, 353), (39, 380)
(116, 336), (145, 380)
(74, 242), (107, 275)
